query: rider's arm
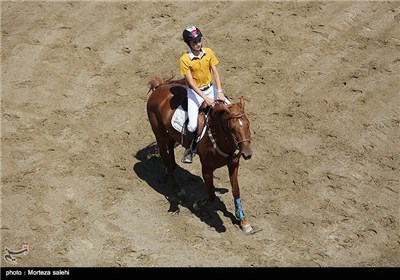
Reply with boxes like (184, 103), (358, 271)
(211, 65), (226, 101)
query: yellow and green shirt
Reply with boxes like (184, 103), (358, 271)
(179, 47), (219, 88)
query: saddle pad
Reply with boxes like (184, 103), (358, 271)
(171, 106), (208, 143)
(171, 105), (188, 134)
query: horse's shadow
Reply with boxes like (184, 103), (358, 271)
(133, 142), (239, 233)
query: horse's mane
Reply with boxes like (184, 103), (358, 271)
(212, 99), (244, 122)
(147, 75), (187, 94)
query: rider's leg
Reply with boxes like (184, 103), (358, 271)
(181, 89), (201, 164)
(181, 129), (194, 163)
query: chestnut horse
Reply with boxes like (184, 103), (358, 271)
(146, 77), (253, 232)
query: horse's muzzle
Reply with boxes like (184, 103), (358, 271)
(242, 152), (252, 160)
(241, 144), (252, 160)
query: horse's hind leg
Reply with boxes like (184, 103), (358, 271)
(167, 137), (186, 198)
(167, 138), (178, 172)
(153, 132), (183, 197)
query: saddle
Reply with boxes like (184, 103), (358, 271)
(171, 97), (210, 147)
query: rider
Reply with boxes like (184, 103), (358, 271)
(179, 25), (229, 163)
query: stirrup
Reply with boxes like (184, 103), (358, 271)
(181, 149), (193, 164)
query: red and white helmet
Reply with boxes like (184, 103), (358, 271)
(182, 26), (203, 42)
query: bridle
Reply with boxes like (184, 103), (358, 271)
(225, 112), (252, 149)
(206, 102), (252, 159)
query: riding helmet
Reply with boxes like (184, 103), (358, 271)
(182, 26), (203, 42)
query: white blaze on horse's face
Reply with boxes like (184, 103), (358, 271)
(238, 119), (243, 126)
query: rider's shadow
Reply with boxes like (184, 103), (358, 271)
(133, 142), (238, 233)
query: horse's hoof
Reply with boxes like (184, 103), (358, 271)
(240, 220), (253, 233)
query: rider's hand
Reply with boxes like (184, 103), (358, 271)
(206, 97), (214, 107)
(217, 93), (226, 102)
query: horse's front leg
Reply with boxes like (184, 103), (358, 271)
(228, 161), (252, 233)
(193, 167), (216, 210)
(203, 167), (217, 202)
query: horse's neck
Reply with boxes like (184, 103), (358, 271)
(208, 113), (235, 152)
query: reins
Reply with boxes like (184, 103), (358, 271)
(207, 129), (239, 159)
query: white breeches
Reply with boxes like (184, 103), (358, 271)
(187, 86), (231, 133)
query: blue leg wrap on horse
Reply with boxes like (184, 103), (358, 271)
(234, 198), (245, 219)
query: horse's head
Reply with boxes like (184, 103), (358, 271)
(213, 97), (252, 160)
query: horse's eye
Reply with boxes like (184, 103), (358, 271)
(231, 127), (236, 133)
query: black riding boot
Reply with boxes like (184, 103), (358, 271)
(181, 130), (194, 164)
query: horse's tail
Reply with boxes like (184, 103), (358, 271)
(147, 76), (164, 94)
(147, 75), (187, 94)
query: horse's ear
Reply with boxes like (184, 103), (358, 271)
(239, 96), (245, 111)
